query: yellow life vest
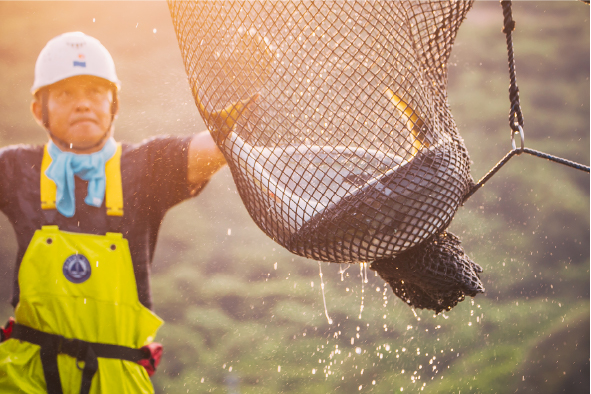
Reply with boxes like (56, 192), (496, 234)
(0, 143), (163, 393)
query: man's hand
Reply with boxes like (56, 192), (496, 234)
(187, 131), (227, 186)
(192, 90), (260, 144)
(187, 93), (260, 187)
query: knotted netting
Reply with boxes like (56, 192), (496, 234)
(169, 1), (483, 311)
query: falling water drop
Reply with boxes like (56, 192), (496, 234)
(339, 264), (350, 281)
(318, 262), (332, 324)
(359, 263), (366, 319)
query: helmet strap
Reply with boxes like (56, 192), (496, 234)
(41, 89), (51, 129)
(40, 87), (118, 152)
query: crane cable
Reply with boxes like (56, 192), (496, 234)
(464, 0), (590, 203)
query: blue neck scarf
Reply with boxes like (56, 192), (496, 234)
(46, 138), (117, 218)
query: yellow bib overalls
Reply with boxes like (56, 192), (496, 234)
(0, 144), (163, 393)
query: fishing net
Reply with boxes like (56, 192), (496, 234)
(168, 0), (483, 311)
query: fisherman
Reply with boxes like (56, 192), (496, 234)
(0, 31), (226, 393)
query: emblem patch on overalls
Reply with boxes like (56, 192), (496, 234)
(63, 254), (91, 283)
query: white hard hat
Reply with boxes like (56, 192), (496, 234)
(31, 31), (120, 94)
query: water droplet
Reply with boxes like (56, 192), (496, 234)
(318, 262), (332, 324)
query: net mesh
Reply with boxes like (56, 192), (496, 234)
(168, 1), (479, 310)
(370, 231), (484, 313)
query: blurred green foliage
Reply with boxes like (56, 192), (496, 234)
(0, 2), (588, 393)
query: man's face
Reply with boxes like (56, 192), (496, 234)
(33, 75), (116, 152)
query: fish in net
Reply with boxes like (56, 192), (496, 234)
(168, 0), (483, 312)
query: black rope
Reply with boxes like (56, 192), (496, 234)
(501, 0), (524, 131)
(463, 149), (518, 202)
(521, 148), (590, 172)
(464, 147), (590, 203)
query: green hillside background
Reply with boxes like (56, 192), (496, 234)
(0, 2), (588, 393)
